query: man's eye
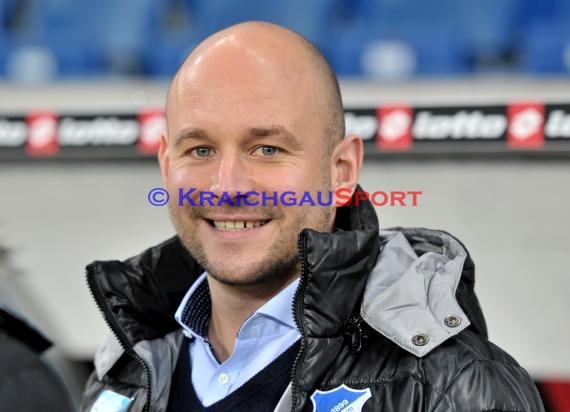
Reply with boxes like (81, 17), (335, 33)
(190, 147), (212, 158)
(254, 146), (279, 156)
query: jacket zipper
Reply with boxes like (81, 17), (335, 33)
(86, 263), (153, 412)
(290, 231), (309, 412)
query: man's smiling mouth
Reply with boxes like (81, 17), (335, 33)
(207, 219), (271, 231)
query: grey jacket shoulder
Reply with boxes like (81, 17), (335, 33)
(358, 228), (544, 412)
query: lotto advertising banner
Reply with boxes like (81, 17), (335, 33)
(0, 109), (165, 159)
(1, 103), (570, 159)
(347, 102), (570, 150)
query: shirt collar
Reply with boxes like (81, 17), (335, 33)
(175, 273), (210, 339)
(254, 277), (299, 330)
(175, 273), (299, 340)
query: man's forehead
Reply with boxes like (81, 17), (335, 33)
(168, 23), (319, 103)
(183, 22), (311, 70)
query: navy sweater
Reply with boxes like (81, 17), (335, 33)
(167, 338), (300, 411)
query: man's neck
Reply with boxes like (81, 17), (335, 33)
(206, 275), (298, 362)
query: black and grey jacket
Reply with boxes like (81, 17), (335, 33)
(82, 197), (544, 411)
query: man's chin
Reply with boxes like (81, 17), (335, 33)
(203, 257), (299, 288)
(207, 271), (272, 287)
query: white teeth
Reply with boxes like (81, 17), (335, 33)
(212, 220), (268, 231)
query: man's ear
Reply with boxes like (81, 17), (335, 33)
(158, 132), (169, 186)
(330, 134), (363, 203)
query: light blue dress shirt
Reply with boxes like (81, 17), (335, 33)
(174, 273), (301, 407)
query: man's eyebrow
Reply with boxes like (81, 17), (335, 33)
(173, 127), (210, 148)
(249, 126), (303, 151)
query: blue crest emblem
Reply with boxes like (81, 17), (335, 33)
(310, 384), (372, 412)
(91, 389), (133, 412)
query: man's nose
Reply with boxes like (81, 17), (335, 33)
(208, 151), (254, 200)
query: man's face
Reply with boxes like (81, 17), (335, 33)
(160, 42), (337, 286)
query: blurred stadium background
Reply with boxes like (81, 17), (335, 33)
(1, 0), (569, 410)
(2, 0), (570, 79)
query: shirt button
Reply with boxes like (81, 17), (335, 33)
(218, 373), (230, 385)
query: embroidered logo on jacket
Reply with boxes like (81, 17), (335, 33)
(91, 389), (133, 412)
(310, 384), (372, 412)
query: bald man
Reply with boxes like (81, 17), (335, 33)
(82, 22), (544, 412)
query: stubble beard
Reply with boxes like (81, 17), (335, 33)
(168, 200), (333, 288)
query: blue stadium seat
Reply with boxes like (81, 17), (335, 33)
(455, 0), (526, 67)
(328, 26), (469, 78)
(2, 30), (106, 80)
(550, 0), (570, 19)
(0, 38), (10, 78)
(519, 20), (570, 74)
(87, 0), (167, 74)
(0, 0), (9, 76)
(143, 34), (199, 77)
(357, 0), (457, 26)
(0, 0), (7, 33)
(519, 0), (557, 23)
(9, 0), (169, 77)
(2, 0), (103, 78)
(324, 24), (367, 76)
(324, 0), (470, 77)
(188, 0), (334, 44)
(141, 0), (200, 77)
(328, 0), (530, 76)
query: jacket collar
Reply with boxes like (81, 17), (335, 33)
(362, 228), (477, 357)
(87, 236), (203, 346)
(294, 186), (381, 337)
